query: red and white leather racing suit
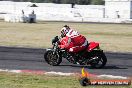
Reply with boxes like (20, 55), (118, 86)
(59, 29), (88, 53)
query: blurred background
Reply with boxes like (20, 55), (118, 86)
(0, 0), (132, 23)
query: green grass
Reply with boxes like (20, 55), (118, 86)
(0, 21), (132, 52)
(0, 72), (131, 88)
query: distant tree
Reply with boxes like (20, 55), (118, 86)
(91, 0), (104, 5)
(30, 0), (43, 3)
(54, 0), (61, 3)
(60, 0), (69, 3)
(78, 0), (91, 5)
(43, 0), (53, 3)
(1, 0), (104, 5)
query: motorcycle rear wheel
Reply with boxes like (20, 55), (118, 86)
(89, 51), (107, 68)
(44, 50), (62, 66)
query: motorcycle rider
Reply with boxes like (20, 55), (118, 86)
(59, 25), (88, 53)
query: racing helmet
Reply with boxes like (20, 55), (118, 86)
(61, 25), (70, 37)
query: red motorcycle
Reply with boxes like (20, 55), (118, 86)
(44, 36), (107, 68)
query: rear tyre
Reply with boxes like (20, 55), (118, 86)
(44, 50), (62, 66)
(89, 51), (107, 68)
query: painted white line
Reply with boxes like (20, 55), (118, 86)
(8, 70), (21, 73)
(45, 71), (74, 76)
(98, 74), (128, 79)
(0, 69), (129, 79)
(0, 69), (75, 76)
(0, 69), (21, 73)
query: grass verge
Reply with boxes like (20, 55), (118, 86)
(0, 72), (131, 88)
(0, 21), (132, 52)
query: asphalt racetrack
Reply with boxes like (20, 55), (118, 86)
(0, 46), (132, 77)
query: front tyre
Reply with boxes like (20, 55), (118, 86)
(89, 51), (107, 68)
(44, 50), (62, 66)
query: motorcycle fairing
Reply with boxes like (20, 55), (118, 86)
(87, 42), (99, 51)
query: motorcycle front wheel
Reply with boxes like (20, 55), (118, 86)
(44, 50), (62, 66)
